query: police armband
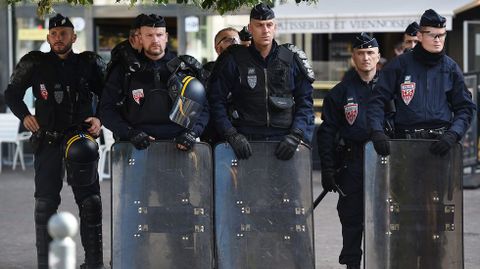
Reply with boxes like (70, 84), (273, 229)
(282, 44), (315, 83)
(9, 51), (43, 86)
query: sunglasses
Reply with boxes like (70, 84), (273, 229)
(216, 36), (240, 46)
(420, 31), (447, 40)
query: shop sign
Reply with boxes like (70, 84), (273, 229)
(276, 16), (452, 33)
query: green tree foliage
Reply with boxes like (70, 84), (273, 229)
(6, 0), (315, 17)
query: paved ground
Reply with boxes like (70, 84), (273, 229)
(1, 165), (480, 269)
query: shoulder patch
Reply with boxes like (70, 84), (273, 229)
(281, 43), (315, 83)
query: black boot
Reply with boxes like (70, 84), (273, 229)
(79, 195), (105, 269)
(347, 265), (361, 269)
(34, 198), (58, 269)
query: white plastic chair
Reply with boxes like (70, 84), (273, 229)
(97, 126), (115, 181)
(0, 113), (31, 173)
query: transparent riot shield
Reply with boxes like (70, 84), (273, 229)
(364, 140), (463, 269)
(111, 141), (213, 269)
(215, 142), (315, 269)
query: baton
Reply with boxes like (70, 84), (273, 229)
(313, 184), (347, 209)
(313, 189), (328, 209)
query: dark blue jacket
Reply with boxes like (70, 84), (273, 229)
(99, 50), (209, 140)
(317, 72), (375, 169)
(208, 41), (315, 142)
(368, 50), (475, 138)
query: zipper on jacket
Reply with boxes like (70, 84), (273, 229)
(264, 68), (270, 127)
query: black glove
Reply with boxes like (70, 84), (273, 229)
(127, 129), (151, 150)
(225, 128), (252, 159)
(175, 130), (197, 151)
(275, 129), (303, 160)
(321, 168), (336, 192)
(371, 131), (390, 156)
(429, 131), (458, 156)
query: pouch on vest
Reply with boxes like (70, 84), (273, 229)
(268, 96), (294, 128)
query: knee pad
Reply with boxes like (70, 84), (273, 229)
(80, 195), (102, 225)
(34, 198), (59, 225)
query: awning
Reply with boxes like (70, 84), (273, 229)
(273, 0), (472, 34)
(454, 0), (480, 14)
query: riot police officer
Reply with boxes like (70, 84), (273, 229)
(317, 33), (381, 269)
(4, 14), (106, 269)
(403, 21), (420, 52)
(208, 3), (315, 159)
(202, 27), (240, 145)
(99, 14), (209, 150)
(368, 9), (475, 156)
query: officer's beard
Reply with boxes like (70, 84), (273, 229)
(51, 42), (73, 56)
(145, 45), (164, 58)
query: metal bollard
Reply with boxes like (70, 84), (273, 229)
(48, 212), (78, 269)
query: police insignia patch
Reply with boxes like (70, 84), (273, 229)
(344, 102), (358, 125)
(40, 84), (48, 100)
(132, 89), (144, 105)
(247, 67), (257, 89)
(401, 76), (415, 105)
(54, 91), (63, 104)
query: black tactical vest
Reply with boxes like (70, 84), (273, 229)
(122, 66), (172, 125)
(230, 45), (295, 129)
(33, 52), (94, 132)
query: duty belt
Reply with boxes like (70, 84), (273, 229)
(30, 130), (64, 151)
(43, 130), (64, 144)
(396, 127), (446, 139)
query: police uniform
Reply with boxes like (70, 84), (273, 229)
(99, 15), (209, 149)
(208, 4), (315, 160)
(368, 9), (476, 157)
(317, 33), (379, 269)
(4, 14), (106, 269)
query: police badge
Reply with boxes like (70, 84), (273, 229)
(247, 67), (257, 89)
(401, 75), (415, 105)
(132, 89), (144, 105)
(40, 84), (48, 100)
(344, 99), (358, 125)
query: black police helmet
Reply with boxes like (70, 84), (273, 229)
(167, 73), (205, 102)
(64, 132), (99, 186)
(168, 74), (206, 129)
(180, 76), (205, 103)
